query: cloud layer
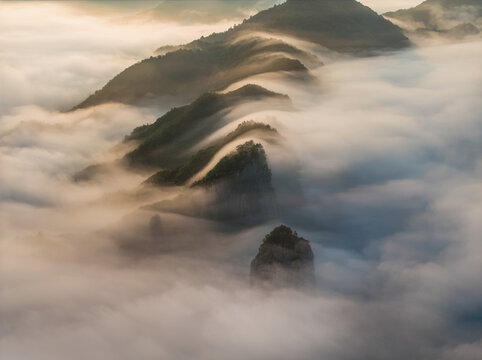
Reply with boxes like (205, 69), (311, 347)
(360, 0), (424, 14)
(0, 2), (235, 113)
(1, 2), (481, 360)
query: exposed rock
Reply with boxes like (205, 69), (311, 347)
(148, 141), (277, 225)
(250, 225), (315, 288)
(192, 141), (276, 222)
(192, 140), (272, 189)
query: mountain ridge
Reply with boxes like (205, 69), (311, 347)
(240, 0), (410, 52)
(384, 0), (482, 36)
(74, 0), (408, 110)
(146, 121), (278, 187)
(74, 36), (307, 110)
(124, 84), (290, 169)
(146, 140), (277, 224)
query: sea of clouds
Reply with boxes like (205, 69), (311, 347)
(1, 2), (481, 360)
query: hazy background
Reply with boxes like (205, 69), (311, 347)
(0, 0), (423, 112)
(1, 1), (481, 360)
(0, 1), (235, 112)
(361, 0), (423, 13)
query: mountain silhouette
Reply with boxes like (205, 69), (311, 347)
(74, 36), (307, 109)
(124, 84), (289, 169)
(146, 121), (278, 187)
(385, 0), (482, 36)
(75, 0), (407, 109)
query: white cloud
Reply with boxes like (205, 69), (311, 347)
(359, 0), (423, 14)
(0, 2), (481, 359)
(0, 2), (235, 113)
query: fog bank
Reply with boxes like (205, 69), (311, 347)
(1, 2), (481, 359)
(0, 2), (235, 113)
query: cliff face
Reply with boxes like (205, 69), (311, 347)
(250, 225), (315, 288)
(147, 141), (277, 225)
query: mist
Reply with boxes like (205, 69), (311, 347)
(0, 2), (237, 113)
(359, 0), (423, 13)
(1, 2), (481, 360)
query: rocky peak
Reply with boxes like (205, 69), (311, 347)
(250, 225), (315, 288)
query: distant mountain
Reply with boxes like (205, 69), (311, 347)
(146, 121), (278, 186)
(385, 0), (482, 37)
(145, 0), (281, 24)
(250, 225), (315, 287)
(75, 0), (409, 109)
(157, 0), (410, 55)
(74, 36), (307, 109)
(124, 84), (290, 168)
(239, 0), (410, 52)
(446, 22), (480, 39)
